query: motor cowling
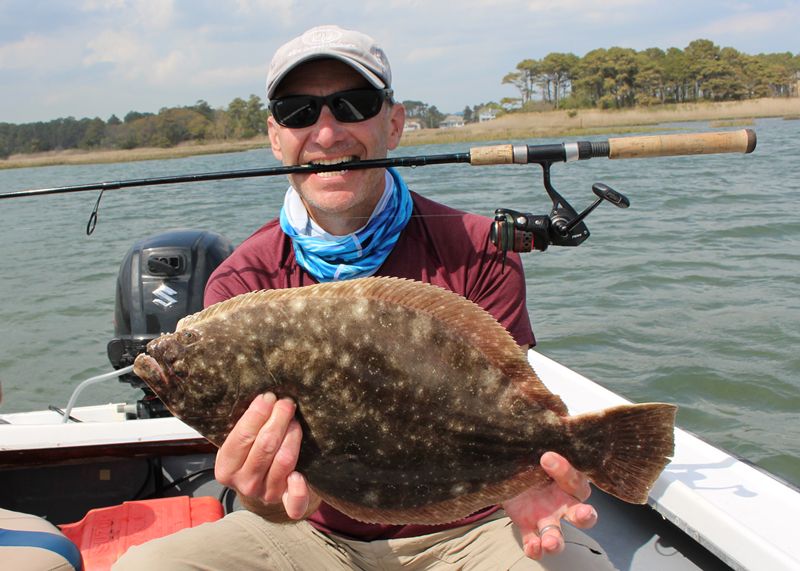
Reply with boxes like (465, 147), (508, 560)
(107, 229), (234, 400)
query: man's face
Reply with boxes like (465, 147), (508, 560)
(268, 59), (405, 234)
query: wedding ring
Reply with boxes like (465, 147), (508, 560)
(538, 524), (562, 537)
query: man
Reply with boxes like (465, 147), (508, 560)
(114, 25), (613, 571)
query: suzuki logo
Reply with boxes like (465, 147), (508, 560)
(153, 285), (178, 309)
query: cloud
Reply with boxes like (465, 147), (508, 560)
(0, 34), (83, 72)
(81, 0), (178, 29)
(676, 5), (800, 53)
(0, 35), (52, 70)
(404, 45), (452, 64)
(701, 8), (799, 35)
(193, 63), (272, 88)
(82, 25), (192, 86)
(232, 0), (296, 25)
(80, 0), (126, 11)
(83, 29), (165, 81)
(525, 0), (648, 9)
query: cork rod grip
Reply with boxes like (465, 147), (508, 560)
(608, 129), (756, 160)
(469, 145), (514, 165)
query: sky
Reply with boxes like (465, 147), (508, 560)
(0, 0), (798, 125)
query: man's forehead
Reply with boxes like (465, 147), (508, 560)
(274, 59), (372, 97)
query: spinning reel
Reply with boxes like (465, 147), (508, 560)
(489, 160), (630, 271)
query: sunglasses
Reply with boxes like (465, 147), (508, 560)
(269, 88), (394, 129)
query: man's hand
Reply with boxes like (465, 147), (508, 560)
(214, 392), (318, 520)
(502, 452), (598, 560)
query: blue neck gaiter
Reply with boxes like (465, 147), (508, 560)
(279, 167), (413, 282)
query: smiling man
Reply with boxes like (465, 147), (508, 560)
(113, 25), (614, 571)
(268, 58), (403, 237)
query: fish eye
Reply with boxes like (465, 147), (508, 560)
(179, 330), (200, 345)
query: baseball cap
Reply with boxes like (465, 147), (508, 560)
(267, 25), (392, 100)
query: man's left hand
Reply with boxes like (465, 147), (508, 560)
(502, 452), (598, 560)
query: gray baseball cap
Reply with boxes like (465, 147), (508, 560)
(267, 25), (392, 100)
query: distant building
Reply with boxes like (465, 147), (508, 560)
(439, 114), (465, 129)
(478, 109), (497, 122)
(404, 118), (424, 132)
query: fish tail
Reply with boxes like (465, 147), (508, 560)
(565, 403), (677, 504)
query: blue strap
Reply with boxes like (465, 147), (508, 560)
(0, 527), (83, 571)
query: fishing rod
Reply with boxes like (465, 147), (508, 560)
(1, 129), (756, 240)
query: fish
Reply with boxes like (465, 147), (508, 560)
(133, 276), (676, 525)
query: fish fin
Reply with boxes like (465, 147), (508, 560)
(309, 469), (552, 525)
(177, 287), (291, 329)
(177, 277), (567, 414)
(566, 403), (677, 504)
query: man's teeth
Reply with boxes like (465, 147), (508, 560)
(311, 157), (356, 177)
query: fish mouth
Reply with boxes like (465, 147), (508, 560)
(308, 156), (358, 178)
(133, 353), (176, 393)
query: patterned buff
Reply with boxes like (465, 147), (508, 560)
(279, 168), (413, 282)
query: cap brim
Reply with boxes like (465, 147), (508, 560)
(267, 54), (386, 99)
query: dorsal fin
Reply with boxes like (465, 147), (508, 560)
(178, 277), (568, 415)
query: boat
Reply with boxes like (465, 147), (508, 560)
(1, 225), (799, 571)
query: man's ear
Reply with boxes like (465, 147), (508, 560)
(268, 116), (284, 162)
(386, 102), (405, 151)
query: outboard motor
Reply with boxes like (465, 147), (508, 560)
(107, 229), (234, 417)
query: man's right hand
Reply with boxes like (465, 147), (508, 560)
(214, 392), (319, 520)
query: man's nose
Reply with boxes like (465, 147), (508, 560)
(311, 105), (346, 146)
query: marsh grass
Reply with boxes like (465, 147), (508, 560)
(4, 98), (799, 168)
(1, 138), (270, 170)
(708, 120), (756, 127)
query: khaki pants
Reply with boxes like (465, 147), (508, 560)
(112, 509), (616, 571)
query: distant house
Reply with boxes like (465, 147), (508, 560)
(439, 114), (465, 129)
(478, 109), (497, 122)
(792, 71), (800, 98)
(404, 118), (424, 131)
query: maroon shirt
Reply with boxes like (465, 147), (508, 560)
(205, 190), (536, 540)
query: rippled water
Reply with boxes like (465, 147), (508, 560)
(1, 118), (798, 487)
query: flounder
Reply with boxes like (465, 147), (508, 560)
(134, 277), (676, 525)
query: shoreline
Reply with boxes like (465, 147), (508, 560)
(3, 98), (798, 170)
(399, 97), (800, 147)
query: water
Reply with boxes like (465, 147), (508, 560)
(1, 118), (798, 488)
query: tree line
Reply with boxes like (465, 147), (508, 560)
(501, 39), (800, 111)
(1, 39), (798, 158)
(0, 95), (270, 159)
(0, 94), (452, 158)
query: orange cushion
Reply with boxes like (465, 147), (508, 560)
(59, 496), (223, 571)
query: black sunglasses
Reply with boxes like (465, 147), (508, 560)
(269, 88), (394, 129)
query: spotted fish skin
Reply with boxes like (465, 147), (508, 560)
(134, 277), (676, 525)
